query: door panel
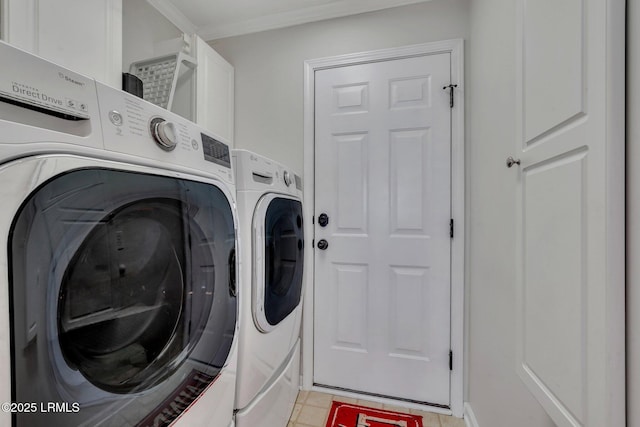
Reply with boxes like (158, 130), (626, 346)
(390, 128), (431, 234)
(522, 151), (587, 424)
(523, 0), (584, 142)
(314, 53), (451, 405)
(335, 133), (369, 233)
(334, 263), (369, 351)
(388, 267), (431, 358)
(515, 0), (625, 425)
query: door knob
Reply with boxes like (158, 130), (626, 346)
(506, 156), (521, 168)
(317, 239), (329, 250)
(318, 213), (329, 227)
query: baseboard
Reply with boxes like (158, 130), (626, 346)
(463, 402), (480, 427)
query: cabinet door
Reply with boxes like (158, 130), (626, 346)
(2, 0), (122, 88)
(195, 35), (234, 144)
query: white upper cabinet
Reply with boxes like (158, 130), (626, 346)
(195, 35), (234, 144)
(1, 0), (123, 89)
(121, 0), (234, 143)
(1, 0), (235, 142)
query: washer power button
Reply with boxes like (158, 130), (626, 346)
(108, 110), (123, 126)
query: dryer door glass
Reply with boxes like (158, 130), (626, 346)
(264, 198), (304, 326)
(9, 168), (237, 426)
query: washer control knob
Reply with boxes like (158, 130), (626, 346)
(150, 118), (177, 151)
(283, 170), (292, 187)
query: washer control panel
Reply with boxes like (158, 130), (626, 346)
(96, 81), (233, 184)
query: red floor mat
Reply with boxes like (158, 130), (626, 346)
(325, 401), (424, 427)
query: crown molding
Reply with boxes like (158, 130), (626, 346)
(197, 0), (431, 41)
(146, 0), (197, 35)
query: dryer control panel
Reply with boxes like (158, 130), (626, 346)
(232, 149), (302, 196)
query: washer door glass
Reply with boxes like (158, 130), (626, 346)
(9, 168), (237, 426)
(263, 198), (304, 326)
(58, 198), (192, 392)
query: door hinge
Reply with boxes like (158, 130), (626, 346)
(449, 350), (453, 371)
(312, 216), (315, 225)
(443, 84), (458, 108)
(450, 219), (454, 238)
(312, 239), (315, 248)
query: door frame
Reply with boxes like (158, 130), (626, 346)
(301, 39), (465, 417)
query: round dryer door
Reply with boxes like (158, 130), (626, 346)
(9, 167), (237, 427)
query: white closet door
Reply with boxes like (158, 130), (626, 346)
(513, 0), (625, 426)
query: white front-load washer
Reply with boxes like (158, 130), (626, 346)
(232, 150), (304, 427)
(0, 42), (239, 427)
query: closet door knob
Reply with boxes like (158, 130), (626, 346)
(506, 156), (521, 168)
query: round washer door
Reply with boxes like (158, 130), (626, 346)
(253, 195), (304, 332)
(9, 167), (237, 427)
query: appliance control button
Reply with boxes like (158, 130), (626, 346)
(108, 110), (123, 126)
(150, 117), (177, 151)
(283, 170), (292, 186)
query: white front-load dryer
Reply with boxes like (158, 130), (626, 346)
(0, 42), (239, 427)
(232, 150), (304, 427)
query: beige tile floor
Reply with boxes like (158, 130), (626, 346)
(288, 391), (465, 427)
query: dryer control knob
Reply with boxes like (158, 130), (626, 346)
(283, 170), (292, 187)
(150, 118), (177, 151)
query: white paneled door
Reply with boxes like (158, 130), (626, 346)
(514, 0), (625, 426)
(313, 53), (452, 405)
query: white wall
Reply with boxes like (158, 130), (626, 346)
(212, 2), (616, 426)
(122, 0), (181, 72)
(466, 1), (557, 426)
(210, 0), (470, 172)
(628, 0), (640, 424)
